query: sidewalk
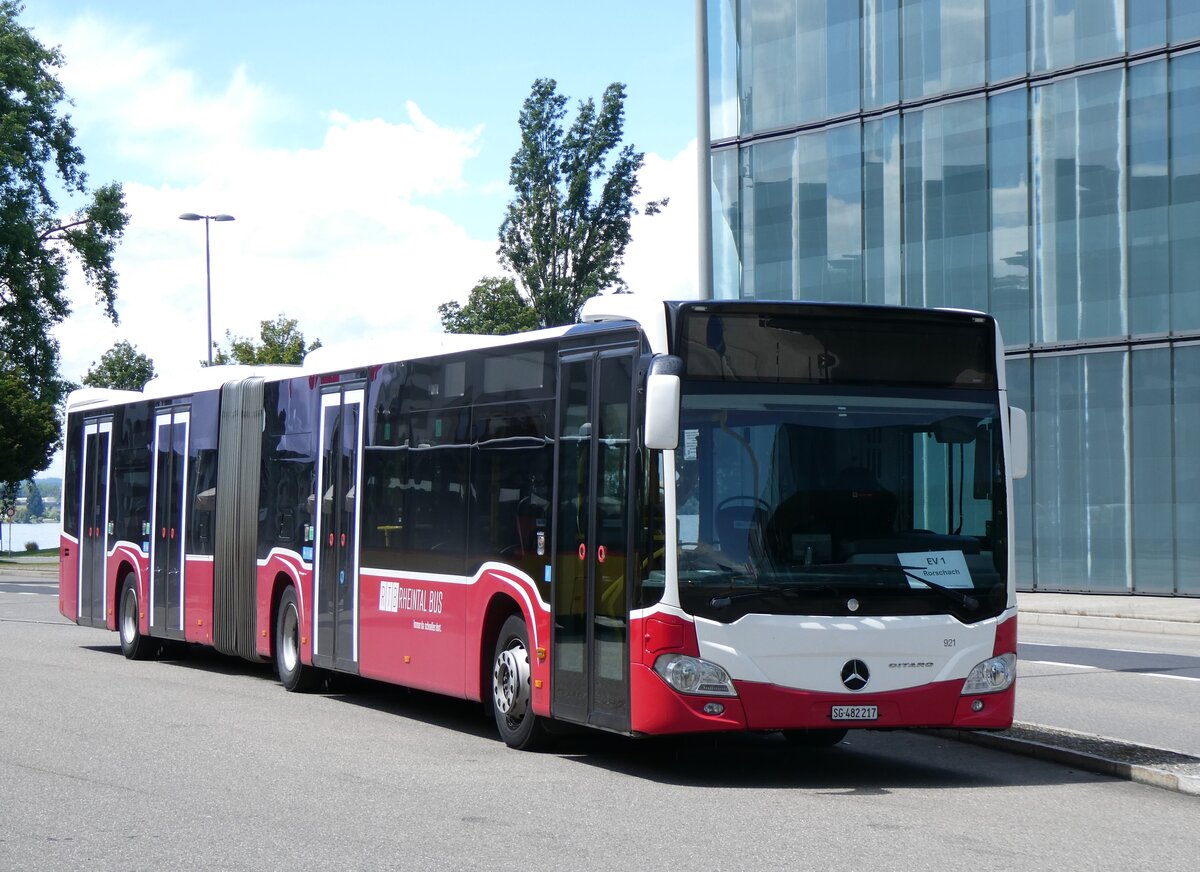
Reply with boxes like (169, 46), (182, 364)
(1018, 591), (1200, 637)
(0, 556), (58, 578)
(961, 590), (1200, 797)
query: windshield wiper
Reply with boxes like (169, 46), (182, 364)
(709, 583), (837, 610)
(815, 562), (979, 611)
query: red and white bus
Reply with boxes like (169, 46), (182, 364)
(59, 297), (1027, 749)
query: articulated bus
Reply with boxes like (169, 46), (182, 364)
(59, 297), (1027, 749)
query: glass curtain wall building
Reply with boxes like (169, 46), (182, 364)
(704, 0), (1200, 596)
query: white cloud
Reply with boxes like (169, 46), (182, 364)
(45, 16), (500, 389)
(38, 13), (698, 476)
(622, 140), (700, 301)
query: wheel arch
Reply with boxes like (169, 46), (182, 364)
(267, 571), (300, 663)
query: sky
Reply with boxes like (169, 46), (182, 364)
(23, 2), (701, 474)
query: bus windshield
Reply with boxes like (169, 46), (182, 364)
(675, 384), (1008, 623)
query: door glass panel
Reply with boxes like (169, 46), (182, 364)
(152, 419), (174, 629)
(335, 401), (359, 663)
(316, 403), (340, 658)
(168, 418), (188, 630)
(591, 354), (632, 722)
(553, 358), (591, 719)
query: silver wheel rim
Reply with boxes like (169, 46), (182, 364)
(120, 586), (138, 645)
(282, 602), (300, 674)
(493, 638), (531, 724)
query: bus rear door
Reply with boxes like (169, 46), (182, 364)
(78, 418), (113, 629)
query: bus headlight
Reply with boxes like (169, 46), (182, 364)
(961, 653), (1016, 695)
(653, 654), (738, 697)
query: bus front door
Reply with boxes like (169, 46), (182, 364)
(313, 387), (364, 673)
(552, 348), (636, 732)
(150, 408), (189, 639)
(78, 418), (112, 629)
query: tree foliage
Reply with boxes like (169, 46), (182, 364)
(24, 478), (42, 517)
(0, 2), (130, 482)
(446, 78), (661, 331)
(82, 340), (156, 391)
(438, 276), (540, 336)
(0, 360), (58, 490)
(210, 314), (321, 366)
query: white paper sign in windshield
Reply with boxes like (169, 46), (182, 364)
(898, 550), (973, 589)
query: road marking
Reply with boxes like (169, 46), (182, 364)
(1024, 659), (1200, 682)
(1025, 660), (1097, 670)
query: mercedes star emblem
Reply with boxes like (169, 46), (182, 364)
(841, 659), (870, 691)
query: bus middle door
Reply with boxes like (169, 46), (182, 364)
(150, 407), (189, 639)
(313, 387), (365, 673)
(552, 347), (636, 733)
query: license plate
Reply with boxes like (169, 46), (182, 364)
(831, 705), (878, 721)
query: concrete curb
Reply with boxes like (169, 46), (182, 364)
(1020, 610), (1200, 637)
(929, 723), (1200, 797)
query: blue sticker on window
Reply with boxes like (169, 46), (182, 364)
(302, 546), (313, 562)
(544, 565), (552, 583)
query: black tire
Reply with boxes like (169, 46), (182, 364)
(782, 728), (848, 748)
(491, 615), (549, 750)
(275, 586), (320, 692)
(118, 575), (152, 660)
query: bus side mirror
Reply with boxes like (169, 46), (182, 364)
(645, 356), (682, 451)
(1008, 406), (1028, 480)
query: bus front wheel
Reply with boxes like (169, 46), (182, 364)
(275, 587), (319, 692)
(118, 575), (151, 660)
(491, 615), (548, 750)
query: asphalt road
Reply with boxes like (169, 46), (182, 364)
(1017, 624), (1200, 756)
(2, 577), (1196, 871)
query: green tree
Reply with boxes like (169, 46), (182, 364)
(24, 479), (43, 518)
(0, 361), (59, 489)
(438, 276), (540, 335)
(441, 78), (662, 332)
(209, 314), (321, 366)
(0, 2), (130, 483)
(498, 78), (663, 327)
(81, 340), (156, 391)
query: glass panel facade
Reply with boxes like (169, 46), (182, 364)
(902, 0), (985, 99)
(707, 0), (739, 140)
(796, 124), (862, 303)
(1031, 351), (1128, 593)
(1129, 0), (1166, 52)
(706, 3), (1200, 593)
(989, 88), (1030, 346)
(711, 148), (741, 297)
(1005, 356), (1034, 589)
(1128, 60), (1170, 335)
(1131, 348), (1174, 593)
(739, 0), (860, 133)
(862, 0), (900, 108)
(902, 98), (988, 313)
(988, 0), (1028, 82)
(1031, 0), (1124, 73)
(1175, 344), (1200, 595)
(741, 138), (796, 299)
(1172, 0), (1200, 43)
(863, 114), (901, 305)
(1032, 70), (1127, 343)
(1172, 52), (1200, 331)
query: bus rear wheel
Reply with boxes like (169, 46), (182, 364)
(275, 587), (319, 692)
(118, 576), (151, 660)
(491, 615), (548, 750)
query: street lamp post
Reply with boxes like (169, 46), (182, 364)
(179, 212), (235, 365)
